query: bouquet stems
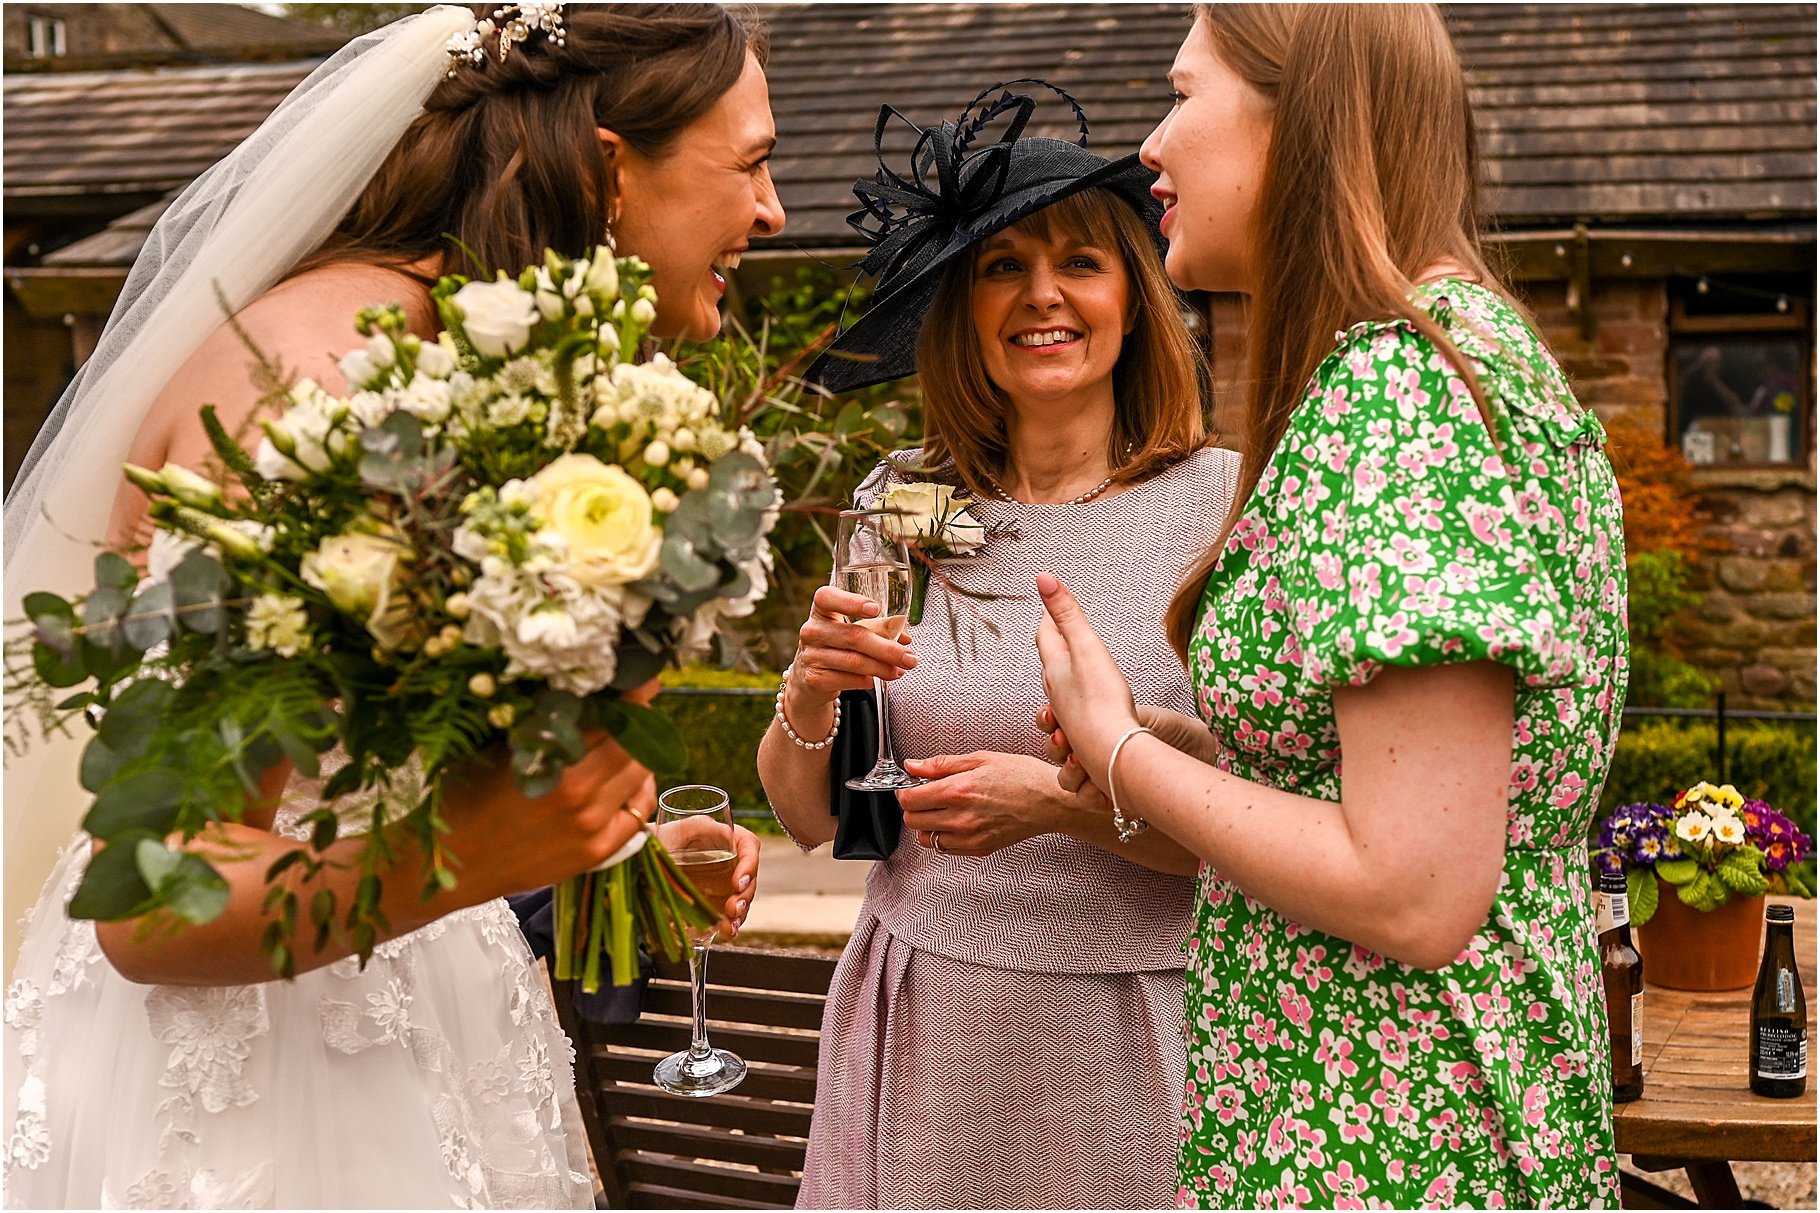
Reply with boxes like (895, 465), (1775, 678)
(555, 832), (721, 993)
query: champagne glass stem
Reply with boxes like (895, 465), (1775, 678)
(687, 942), (714, 1060)
(873, 675), (900, 772)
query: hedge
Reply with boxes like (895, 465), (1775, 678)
(655, 667), (782, 831)
(1600, 718), (1816, 837)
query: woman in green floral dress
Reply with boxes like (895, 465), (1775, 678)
(1035, 5), (1626, 1207)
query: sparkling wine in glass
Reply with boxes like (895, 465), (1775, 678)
(652, 785), (747, 1097)
(834, 510), (924, 792)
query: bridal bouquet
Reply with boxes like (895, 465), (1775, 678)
(16, 247), (779, 985)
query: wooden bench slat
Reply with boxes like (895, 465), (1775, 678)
(591, 1054), (818, 1106)
(641, 983), (828, 1031)
(627, 1181), (781, 1210)
(626, 1156), (802, 1202)
(598, 1020), (823, 1068)
(605, 1086), (816, 1137)
(611, 1118), (807, 1168)
(655, 949), (838, 993)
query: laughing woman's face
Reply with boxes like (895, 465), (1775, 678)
(608, 53), (786, 341)
(1138, 19), (1273, 294)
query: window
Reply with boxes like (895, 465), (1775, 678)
(25, 14), (66, 57)
(1669, 278), (1811, 467)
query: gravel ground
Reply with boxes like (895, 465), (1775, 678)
(1621, 1158), (1815, 1208)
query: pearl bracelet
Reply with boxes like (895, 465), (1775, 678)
(1106, 725), (1154, 843)
(775, 665), (841, 750)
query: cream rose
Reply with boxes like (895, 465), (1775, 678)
(523, 453), (661, 587)
(878, 482), (986, 554)
(451, 278), (540, 359)
(301, 529), (414, 649)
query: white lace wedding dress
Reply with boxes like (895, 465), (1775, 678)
(3, 784), (594, 1209)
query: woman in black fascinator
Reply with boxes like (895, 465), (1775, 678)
(758, 81), (1240, 1209)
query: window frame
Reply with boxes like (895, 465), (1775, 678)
(1666, 292), (1812, 471)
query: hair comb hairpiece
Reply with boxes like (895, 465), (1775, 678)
(445, 2), (566, 77)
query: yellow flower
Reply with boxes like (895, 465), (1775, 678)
(1716, 784), (1744, 810)
(523, 453), (661, 587)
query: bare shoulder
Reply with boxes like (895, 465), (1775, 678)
(112, 263), (435, 547)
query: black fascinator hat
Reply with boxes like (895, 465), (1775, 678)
(805, 80), (1162, 394)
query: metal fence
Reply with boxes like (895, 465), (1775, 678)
(665, 687), (1816, 816)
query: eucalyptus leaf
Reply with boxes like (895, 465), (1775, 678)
(170, 552), (231, 634)
(97, 679), (174, 754)
(94, 551), (139, 597)
(594, 701), (687, 776)
(82, 584), (130, 652)
(122, 580), (177, 652)
(609, 643), (667, 692)
(32, 633), (87, 689)
(84, 769), (185, 839)
(135, 837), (183, 890)
(80, 736), (131, 793)
(660, 533), (721, 593)
(66, 833), (158, 921)
(705, 453), (772, 549)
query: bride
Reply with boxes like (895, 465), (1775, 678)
(3, 4), (781, 1206)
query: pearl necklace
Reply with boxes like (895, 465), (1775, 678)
(982, 445), (1132, 507)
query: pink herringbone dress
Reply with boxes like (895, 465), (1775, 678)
(791, 446), (1239, 1209)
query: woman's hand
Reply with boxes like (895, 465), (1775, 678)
(1033, 573), (1141, 781)
(439, 677), (667, 906)
(720, 826), (760, 939)
(784, 584), (917, 714)
(1040, 704), (1223, 796)
(897, 751), (1069, 857)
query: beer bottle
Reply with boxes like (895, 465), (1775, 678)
(1597, 867), (1644, 1102)
(1750, 904), (1807, 1098)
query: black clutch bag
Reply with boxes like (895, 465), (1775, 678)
(830, 688), (902, 860)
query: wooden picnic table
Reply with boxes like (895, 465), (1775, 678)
(1616, 896), (1815, 1209)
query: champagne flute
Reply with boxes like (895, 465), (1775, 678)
(834, 509), (925, 792)
(651, 784), (747, 1097)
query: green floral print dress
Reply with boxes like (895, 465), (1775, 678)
(1181, 281), (1627, 1208)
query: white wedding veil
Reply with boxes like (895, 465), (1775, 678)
(2, 5), (476, 966)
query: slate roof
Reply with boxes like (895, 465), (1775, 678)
(4, 3), (346, 73)
(7, 2), (1813, 260)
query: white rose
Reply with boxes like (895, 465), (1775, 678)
(301, 529), (414, 649)
(399, 379), (452, 425)
(452, 278), (540, 358)
(878, 482), (986, 553)
(521, 453), (661, 587)
(416, 341), (455, 379)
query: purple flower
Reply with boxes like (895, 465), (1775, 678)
(1594, 849), (1625, 876)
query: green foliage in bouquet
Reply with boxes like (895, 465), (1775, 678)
(12, 247), (782, 981)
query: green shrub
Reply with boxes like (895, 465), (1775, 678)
(655, 667), (784, 832)
(1602, 718), (1816, 837)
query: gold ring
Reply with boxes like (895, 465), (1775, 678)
(931, 831), (945, 854)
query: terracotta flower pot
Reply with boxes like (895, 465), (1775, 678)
(1636, 886), (1765, 991)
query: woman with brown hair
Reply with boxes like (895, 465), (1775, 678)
(1037, 5), (1626, 1206)
(758, 84), (1239, 1208)
(4, 5), (776, 1206)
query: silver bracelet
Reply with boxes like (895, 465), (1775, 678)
(1106, 725), (1154, 843)
(775, 664), (841, 750)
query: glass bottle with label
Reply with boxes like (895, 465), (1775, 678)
(1750, 903), (1807, 1098)
(1597, 867), (1644, 1102)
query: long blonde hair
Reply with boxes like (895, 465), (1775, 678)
(1165, 3), (1508, 656)
(917, 187), (1209, 499)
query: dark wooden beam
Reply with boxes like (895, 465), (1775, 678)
(7, 269), (130, 319)
(1495, 228), (1815, 281)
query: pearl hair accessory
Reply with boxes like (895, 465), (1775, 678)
(446, 2), (567, 77)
